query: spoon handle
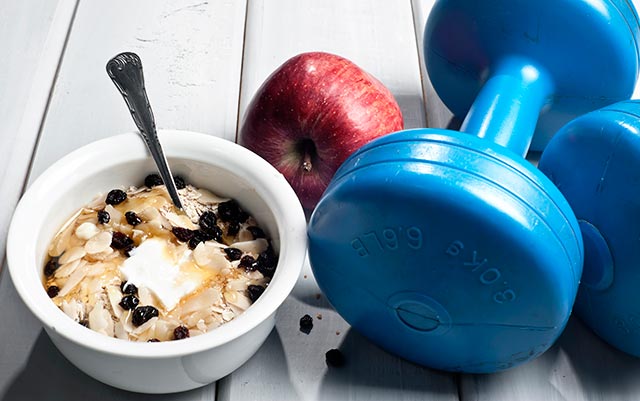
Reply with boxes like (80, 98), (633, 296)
(106, 52), (183, 209)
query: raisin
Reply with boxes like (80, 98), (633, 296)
(174, 176), (186, 190)
(199, 211), (218, 234)
(247, 285), (265, 303)
(144, 173), (163, 188)
(97, 209), (110, 224)
(44, 257), (59, 277)
(119, 295), (139, 310)
(223, 247), (243, 261)
(105, 189), (127, 205)
(172, 227), (195, 242)
(188, 229), (219, 249)
(239, 255), (258, 271)
(111, 232), (134, 250)
(325, 349), (346, 367)
(173, 325), (190, 340)
(120, 282), (138, 295)
(147, 338), (160, 342)
(46, 285), (59, 298)
(132, 306), (159, 327)
(217, 200), (248, 223)
(226, 221), (240, 237)
(125, 211), (142, 226)
(247, 226), (265, 239)
(299, 314), (313, 334)
(257, 248), (278, 278)
(79, 319), (89, 328)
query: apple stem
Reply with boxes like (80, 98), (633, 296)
(299, 139), (315, 173)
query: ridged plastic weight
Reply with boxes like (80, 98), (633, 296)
(539, 100), (640, 357)
(308, 0), (640, 373)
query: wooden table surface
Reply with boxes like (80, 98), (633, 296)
(2, 1), (640, 400)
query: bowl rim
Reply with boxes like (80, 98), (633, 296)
(7, 129), (307, 358)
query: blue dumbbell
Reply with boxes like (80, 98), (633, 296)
(308, 0), (639, 373)
(539, 100), (640, 357)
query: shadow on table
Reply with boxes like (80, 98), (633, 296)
(316, 329), (458, 401)
(557, 317), (640, 394)
(0, 330), (215, 401)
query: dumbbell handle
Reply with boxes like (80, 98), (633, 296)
(461, 56), (554, 157)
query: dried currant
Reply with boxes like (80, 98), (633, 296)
(125, 211), (142, 226)
(217, 200), (248, 223)
(44, 257), (59, 277)
(223, 247), (243, 261)
(132, 306), (159, 327)
(173, 325), (190, 340)
(299, 314), (313, 334)
(144, 173), (163, 188)
(97, 209), (110, 224)
(257, 247), (278, 278)
(120, 281), (138, 295)
(105, 189), (127, 205)
(239, 255), (259, 271)
(46, 285), (59, 298)
(147, 338), (160, 342)
(111, 232), (134, 250)
(119, 295), (139, 310)
(247, 226), (266, 239)
(199, 211), (218, 234)
(226, 221), (240, 237)
(247, 285), (265, 303)
(174, 176), (186, 190)
(172, 227), (195, 242)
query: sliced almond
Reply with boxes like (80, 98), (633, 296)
(164, 211), (198, 230)
(84, 232), (112, 254)
(227, 291), (251, 311)
(193, 243), (230, 272)
(75, 222), (100, 240)
(59, 246), (86, 265)
(231, 238), (269, 255)
(196, 188), (229, 205)
(181, 288), (221, 315)
(58, 264), (89, 297)
(55, 258), (82, 278)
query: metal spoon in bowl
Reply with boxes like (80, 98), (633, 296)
(106, 52), (183, 209)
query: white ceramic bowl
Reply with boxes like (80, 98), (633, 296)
(7, 130), (307, 393)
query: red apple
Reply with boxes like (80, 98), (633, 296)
(238, 52), (403, 210)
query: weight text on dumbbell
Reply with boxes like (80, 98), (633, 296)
(446, 240), (517, 304)
(350, 226), (423, 257)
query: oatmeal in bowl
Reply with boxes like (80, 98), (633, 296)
(7, 130), (307, 393)
(44, 176), (278, 342)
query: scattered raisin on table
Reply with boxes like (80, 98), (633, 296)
(173, 325), (190, 340)
(300, 314), (313, 334)
(125, 211), (142, 226)
(247, 285), (265, 303)
(46, 285), (59, 298)
(132, 306), (159, 327)
(325, 349), (346, 367)
(144, 173), (163, 188)
(97, 209), (110, 224)
(105, 189), (127, 205)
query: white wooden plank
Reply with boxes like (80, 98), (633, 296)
(0, 0), (77, 273)
(29, 0), (247, 180)
(411, 0), (455, 129)
(238, 0), (426, 130)
(224, 1), (458, 400)
(0, 0), (246, 399)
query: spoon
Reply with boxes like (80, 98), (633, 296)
(106, 52), (183, 209)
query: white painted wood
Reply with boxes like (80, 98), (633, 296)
(224, 1), (458, 400)
(29, 0), (247, 180)
(0, 0), (246, 399)
(0, 0), (77, 273)
(411, 0), (455, 129)
(238, 0), (426, 130)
